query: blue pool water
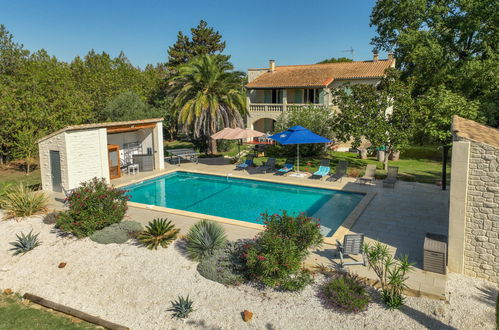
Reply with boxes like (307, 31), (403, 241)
(125, 171), (364, 237)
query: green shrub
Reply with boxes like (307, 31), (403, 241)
(363, 242), (413, 309)
(261, 211), (323, 251)
(90, 221), (143, 244)
(319, 272), (370, 313)
(243, 212), (323, 291)
(0, 184), (48, 218)
(186, 220), (227, 261)
(169, 295), (194, 319)
(137, 218), (179, 250)
(55, 178), (128, 237)
(197, 241), (247, 285)
(9, 230), (41, 255)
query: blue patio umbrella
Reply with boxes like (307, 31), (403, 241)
(269, 126), (331, 176)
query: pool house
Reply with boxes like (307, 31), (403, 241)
(37, 118), (164, 192)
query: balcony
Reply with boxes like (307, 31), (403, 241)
(248, 103), (327, 112)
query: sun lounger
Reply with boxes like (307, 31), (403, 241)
(312, 160), (331, 180)
(358, 164), (377, 184)
(236, 157), (254, 170)
(276, 159), (294, 175)
(383, 166), (399, 188)
(336, 234), (365, 267)
(256, 157), (276, 173)
(328, 160), (348, 182)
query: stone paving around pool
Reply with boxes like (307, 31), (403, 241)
(49, 156), (450, 300)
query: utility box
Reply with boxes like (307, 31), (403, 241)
(423, 233), (448, 275)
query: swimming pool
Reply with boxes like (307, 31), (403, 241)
(125, 171), (365, 237)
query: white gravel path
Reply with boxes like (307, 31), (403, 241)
(0, 216), (496, 330)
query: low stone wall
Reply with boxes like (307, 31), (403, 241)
(462, 140), (498, 282)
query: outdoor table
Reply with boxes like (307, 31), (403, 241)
(166, 149), (200, 166)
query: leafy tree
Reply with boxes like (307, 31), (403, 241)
(103, 90), (160, 121)
(167, 20), (227, 69)
(370, 0), (499, 127)
(317, 57), (353, 64)
(333, 70), (417, 169)
(169, 55), (246, 154)
(275, 105), (336, 156)
(12, 127), (39, 174)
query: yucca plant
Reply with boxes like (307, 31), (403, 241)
(9, 230), (41, 255)
(185, 220), (227, 261)
(137, 218), (179, 250)
(169, 295), (194, 319)
(0, 184), (49, 218)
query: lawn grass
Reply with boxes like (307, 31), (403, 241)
(0, 294), (96, 330)
(0, 164), (41, 187)
(164, 140), (250, 158)
(251, 145), (450, 185)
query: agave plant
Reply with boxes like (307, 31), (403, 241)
(186, 220), (227, 261)
(0, 184), (48, 218)
(10, 230), (42, 255)
(169, 295), (194, 319)
(137, 218), (179, 250)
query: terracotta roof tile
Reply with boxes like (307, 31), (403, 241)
(452, 116), (499, 148)
(245, 59), (394, 89)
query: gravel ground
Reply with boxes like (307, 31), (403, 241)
(0, 216), (496, 330)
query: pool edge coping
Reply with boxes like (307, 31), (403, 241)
(118, 168), (376, 245)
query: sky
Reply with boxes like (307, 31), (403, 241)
(0, 0), (382, 71)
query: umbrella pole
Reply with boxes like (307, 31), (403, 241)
(297, 144), (300, 173)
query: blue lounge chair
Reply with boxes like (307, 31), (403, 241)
(236, 157), (253, 170)
(276, 159), (294, 175)
(312, 160), (331, 180)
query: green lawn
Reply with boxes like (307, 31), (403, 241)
(164, 140), (251, 158)
(0, 165), (41, 187)
(251, 145), (450, 185)
(0, 294), (96, 330)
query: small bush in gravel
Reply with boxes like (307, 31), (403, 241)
(186, 220), (227, 261)
(169, 295), (194, 319)
(9, 230), (41, 255)
(319, 272), (370, 313)
(56, 178), (128, 237)
(90, 221), (143, 244)
(197, 241), (247, 285)
(138, 218), (179, 250)
(0, 184), (48, 218)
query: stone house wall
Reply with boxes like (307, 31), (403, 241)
(460, 138), (498, 282)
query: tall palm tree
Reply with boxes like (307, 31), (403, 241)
(170, 55), (246, 154)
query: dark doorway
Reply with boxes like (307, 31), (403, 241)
(49, 150), (62, 192)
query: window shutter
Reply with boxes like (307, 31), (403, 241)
(264, 90), (271, 103)
(294, 89), (302, 103)
(319, 89), (325, 104)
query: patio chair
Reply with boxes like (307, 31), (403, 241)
(383, 166), (399, 188)
(276, 159), (294, 175)
(328, 160), (348, 182)
(236, 156), (254, 170)
(62, 186), (74, 207)
(358, 164), (377, 184)
(256, 157), (276, 173)
(336, 234), (366, 267)
(312, 160), (331, 180)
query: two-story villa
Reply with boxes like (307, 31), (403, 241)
(245, 53), (395, 134)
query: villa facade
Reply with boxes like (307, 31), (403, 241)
(245, 54), (395, 133)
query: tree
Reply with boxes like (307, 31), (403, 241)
(103, 91), (160, 121)
(12, 127), (39, 174)
(275, 105), (336, 156)
(316, 57), (353, 64)
(169, 55), (246, 154)
(167, 20), (227, 69)
(370, 0), (499, 128)
(333, 70), (417, 169)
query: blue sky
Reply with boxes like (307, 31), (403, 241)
(1, 0), (382, 71)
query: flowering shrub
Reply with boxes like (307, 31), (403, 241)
(56, 178), (128, 237)
(243, 212), (323, 291)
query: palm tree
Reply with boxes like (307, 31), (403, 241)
(170, 55), (246, 154)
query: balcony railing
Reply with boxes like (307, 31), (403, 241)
(248, 103), (327, 112)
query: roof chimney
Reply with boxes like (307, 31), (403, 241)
(373, 50), (379, 62)
(269, 59), (275, 72)
(387, 52), (394, 61)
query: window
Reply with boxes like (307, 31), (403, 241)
(271, 89), (283, 103)
(304, 89), (320, 104)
